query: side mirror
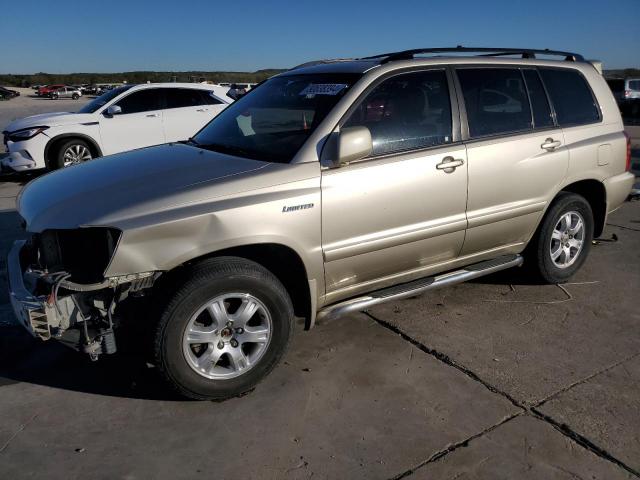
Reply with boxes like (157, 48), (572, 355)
(104, 105), (122, 117)
(337, 126), (372, 165)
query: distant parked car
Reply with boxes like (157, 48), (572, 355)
(607, 78), (640, 102)
(0, 86), (20, 98)
(37, 84), (65, 97)
(49, 86), (83, 100)
(2, 82), (233, 171)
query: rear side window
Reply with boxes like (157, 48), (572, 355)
(343, 69), (453, 156)
(629, 80), (640, 91)
(522, 69), (554, 128)
(539, 68), (600, 126)
(457, 68), (531, 137)
(165, 88), (206, 109)
(115, 89), (163, 114)
(199, 90), (223, 105)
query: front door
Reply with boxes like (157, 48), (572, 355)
(99, 88), (166, 155)
(321, 69), (468, 302)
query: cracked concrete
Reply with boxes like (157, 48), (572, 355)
(406, 415), (634, 480)
(0, 172), (639, 479)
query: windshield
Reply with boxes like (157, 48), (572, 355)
(78, 85), (133, 113)
(193, 73), (361, 162)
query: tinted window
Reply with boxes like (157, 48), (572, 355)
(115, 89), (163, 114)
(78, 85), (133, 113)
(629, 80), (640, 91)
(457, 68), (531, 137)
(198, 90), (223, 105)
(523, 69), (553, 128)
(343, 70), (452, 156)
(606, 79), (624, 92)
(165, 88), (206, 109)
(539, 68), (599, 126)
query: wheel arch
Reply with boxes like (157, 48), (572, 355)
(44, 133), (103, 169)
(557, 179), (607, 238)
(156, 243), (315, 330)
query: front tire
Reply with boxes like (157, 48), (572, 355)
(72, 93), (79, 100)
(154, 257), (294, 400)
(52, 138), (93, 169)
(526, 192), (593, 283)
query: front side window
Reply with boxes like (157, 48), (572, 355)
(114, 89), (163, 114)
(539, 68), (600, 127)
(78, 85), (133, 113)
(457, 68), (532, 138)
(343, 70), (453, 156)
(193, 73), (361, 163)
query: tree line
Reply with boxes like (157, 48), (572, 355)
(0, 69), (286, 87)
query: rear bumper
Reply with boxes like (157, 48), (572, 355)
(604, 171), (636, 213)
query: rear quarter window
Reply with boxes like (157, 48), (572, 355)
(539, 68), (600, 127)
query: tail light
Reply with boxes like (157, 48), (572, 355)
(625, 90), (631, 99)
(624, 131), (631, 172)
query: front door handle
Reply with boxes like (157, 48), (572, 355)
(541, 138), (562, 151)
(196, 108), (209, 112)
(146, 113), (159, 118)
(436, 156), (464, 173)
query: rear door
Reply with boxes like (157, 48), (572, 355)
(162, 88), (228, 142)
(98, 88), (166, 155)
(321, 69), (468, 300)
(455, 66), (569, 256)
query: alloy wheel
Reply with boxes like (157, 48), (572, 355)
(549, 211), (585, 269)
(62, 144), (92, 167)
(182, 293), (272, 380)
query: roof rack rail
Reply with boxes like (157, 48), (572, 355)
(361, 47), (585, 63)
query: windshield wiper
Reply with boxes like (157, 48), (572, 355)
(194, 142), (255, 158)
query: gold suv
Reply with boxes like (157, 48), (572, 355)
(8, 47), (635, 399)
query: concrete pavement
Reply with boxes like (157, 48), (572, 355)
(0, 176), (638, 479)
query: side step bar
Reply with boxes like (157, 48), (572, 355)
(317, 254), (523, 322)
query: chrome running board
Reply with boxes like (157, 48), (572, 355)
(317, 254), (523, 322)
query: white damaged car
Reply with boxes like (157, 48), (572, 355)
(2, 83), (233, 171)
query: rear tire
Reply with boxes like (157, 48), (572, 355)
(154, 257), (294, 400)
(526, 192), (593, 283)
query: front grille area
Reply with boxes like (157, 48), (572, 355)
(34, 228), (121, 283)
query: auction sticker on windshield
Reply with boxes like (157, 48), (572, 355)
(300, 83), (347, 97)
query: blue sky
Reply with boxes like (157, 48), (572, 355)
(2, 0), (639, 73)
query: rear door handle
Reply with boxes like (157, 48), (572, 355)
(146, 113), (159, 118)
(541, 138), (561, 151)
(436, 157), (464, 173)
(196, 108), (209, 112)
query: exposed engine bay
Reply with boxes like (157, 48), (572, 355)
(12, 228), (158, 360)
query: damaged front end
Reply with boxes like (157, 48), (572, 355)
(7, 229), (158, 360)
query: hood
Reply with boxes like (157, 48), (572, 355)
(5, 112), (95, 132)
(19, 143), (270, 231)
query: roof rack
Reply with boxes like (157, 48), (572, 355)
(361, 47), (585, 64)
